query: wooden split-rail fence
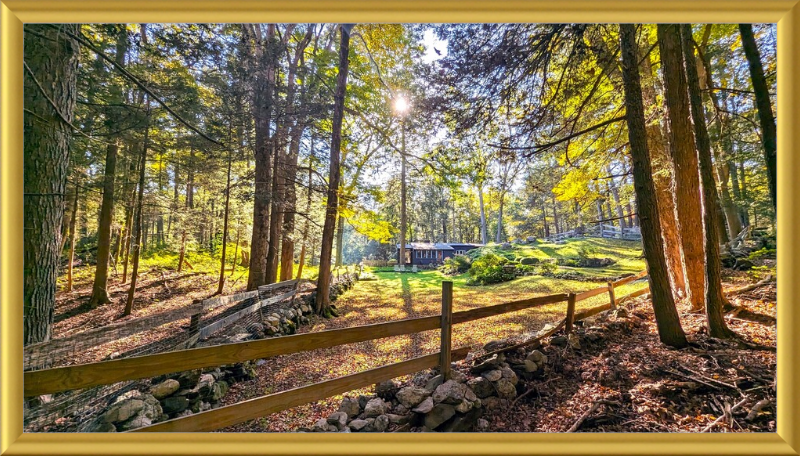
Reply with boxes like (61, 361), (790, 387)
(23, 270), (649, 432)
(544, 224), (642, 243)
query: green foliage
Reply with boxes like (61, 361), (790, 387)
(536, 260), (558, 275)
(440, 254), (472, 275)
(576, 245), (598, 259)
(467, 253), (516, 286)
(748, 247), (776, 261)
(520, 257), (540, 265)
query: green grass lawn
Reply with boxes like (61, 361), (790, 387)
(344, 237), (648, 325)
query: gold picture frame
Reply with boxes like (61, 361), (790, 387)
(2, 1), (798, 454)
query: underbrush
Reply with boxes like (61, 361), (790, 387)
(467, 253), (516, 286)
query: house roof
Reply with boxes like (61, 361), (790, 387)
(395, 242), (482, 250)
(448, 243), (484, 249)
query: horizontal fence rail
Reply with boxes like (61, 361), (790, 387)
(452, 294), (569, 324)
(132, 347), (470, 433)
(24, 315), (441, 397)
(24, 272), (649, 397)
(25, 268), (650, 433)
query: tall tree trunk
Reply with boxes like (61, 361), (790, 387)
(316, 24), (352, 315)
(216, 144), (233, 295)
(265, 134), (284, 284)
(125, 106), (150, 316)
(88, 27), (127, 308)
(279, 126), (304, 281)
(478, 185), (488, 244)
(541, 196), (550, 238)
(551, 195), (560, 234)
(120, 148), (139, 284)
(694, 34), (743, 241)
(335, 214), (345, 267)
(278, 29), (313, 282)
(729, 160), (750, 228)
(296, 146), (315, 281)
(231, 223), (240, 277)
(187, 147), (195, 209)
(738, 159), (751, 226)
(23, 24), (79, 344)
(620, 23), (688, 348)
(640, 37), (687, 295)
(177, 230), (187, 273)
(59, 183), (76, 256)
(399, 120), (408, 266)
(738, 24), (777, 211)
(495, 194), (505, 243)
(658, 24), (706, 312)
(681, 25), (735, 337)
(245, 24), (277, 290)
(607, 170), (627, 229)
(66, 182), (80, 292)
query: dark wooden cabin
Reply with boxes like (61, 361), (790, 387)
(395, 242), (483, 266)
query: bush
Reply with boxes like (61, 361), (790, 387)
(520, 257), (540, 265)
(467, 253), (516, 286)
(440, 254), (472, 275)
(748, 248), (776, 261)
(537, 260), (558, 275)
(577, 245), (598, 259)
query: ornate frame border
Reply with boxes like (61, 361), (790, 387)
(2, 1), (798, 454)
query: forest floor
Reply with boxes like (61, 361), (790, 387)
(483, 275), (777, 433)
(48, 239), (776, 433)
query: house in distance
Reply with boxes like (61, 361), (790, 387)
(395, 241), (483, 267)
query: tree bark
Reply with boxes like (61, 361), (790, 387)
(66, 182), (80, 292)
(495, 194), (505, 243)
(658, 24), (706, 312)
(315, 25), (352, 315)
(245, 24), (277, 290)
(478, 185), (488, 244)
(335, 214), (345, 267)
(124, 106), (150, 316)
(399, 119), (408, 265)
(88, 27), (127, 308)
(551, 195), (560, 234)
(607, 170), (627, 229)
(620, 23), (687, 348)
(541, 196), (550, 238)
(640, 36), (687, 296)
(681, 25), (735, 337)
(216, 144), (233, 295)
(296, 145), (316, 281)
(694, 33), (743, 240)
(23, 24), (79, 344)
(738, 24), (777, 212)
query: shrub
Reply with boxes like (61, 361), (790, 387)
(536, 260), (558, 275)
(467, 253), (516, 285)
(577, 245), (598, 259)
(748, 248), (776, 261)
(520, 257), (539, 265)
(440, 254), (472, 275)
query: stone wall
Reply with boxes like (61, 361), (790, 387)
(299, 347), (552, 433)
(79, 361), (258, 432)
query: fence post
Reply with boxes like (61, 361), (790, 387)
(440, 281), (453, 380)
(607, 281), (617, 309)
(565, 293), (576, 335)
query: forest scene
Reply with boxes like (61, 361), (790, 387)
(23, 23), (776, 433)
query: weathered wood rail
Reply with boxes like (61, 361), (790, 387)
(23, 269), (649, 432)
